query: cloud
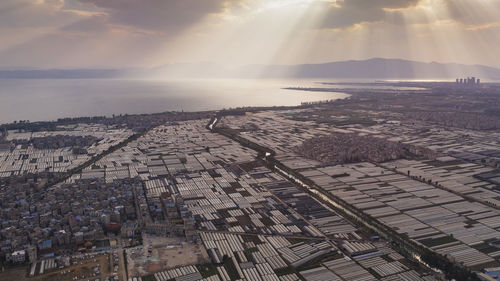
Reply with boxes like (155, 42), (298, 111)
(317, 0), (422, 29)
(0, 0), (73, 28)
(1, 0), (500, 69)
(60, 14), (109, 33)
(443, 0), (500, 26)
(77, 0), (230, 33)
(0, 0), (101, 54)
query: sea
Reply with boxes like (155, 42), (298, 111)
(0, 78), (350, 124)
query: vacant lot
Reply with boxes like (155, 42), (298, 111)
(127, 235), (209, 277)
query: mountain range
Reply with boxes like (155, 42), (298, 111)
(1, 58), (499, 80)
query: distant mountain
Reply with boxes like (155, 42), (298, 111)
(253, 58), (500, 80)
(1, 58), (500, 80)
(0, 69), (125, 79)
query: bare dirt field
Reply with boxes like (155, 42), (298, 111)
(126, 235), (209, 277)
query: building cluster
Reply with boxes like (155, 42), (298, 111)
(11, 135), (99, 150)
(295, 133), (435, 165)
(456, 77), (480, 86)
(406, 111), (500, 131)
(0, 178), (138, 263)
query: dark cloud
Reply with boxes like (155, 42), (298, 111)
(77, 0), (228, 32)
(443, 0), (500, 26)
(0, 0), (73, 28)
(327, 0), (421, 11)
(60, 14), (109, 33)
(317, 0), (421, 29)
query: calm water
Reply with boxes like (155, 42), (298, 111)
(0, 78), (349, 124)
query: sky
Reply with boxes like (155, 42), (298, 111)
(1, 0), (500, 69)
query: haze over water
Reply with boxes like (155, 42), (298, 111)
(0, 78), (349, 124)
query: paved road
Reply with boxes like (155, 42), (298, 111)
(117, 239), (128, 281)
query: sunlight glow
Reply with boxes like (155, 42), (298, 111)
(103, 0), (500, 70)
(259, 0), (317, 10)
(3, 0), (500, 68)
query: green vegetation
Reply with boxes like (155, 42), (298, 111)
(197, 263), (218, 278)
(244, 247), (259, 253)
(423, 160), (465, 167)
(274, 267), (295, 276)
(94, 239), (111, 248)
(420, 236), (457, 248)
(421, 250), (480, 281)
(286, 238), (309, 244)
(331, 173), (350, 178)
(222, 256), (240, 280)
(141, 275), (156, 281)
(123, 249), (128, 281)
(0, 117), (107, 132)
